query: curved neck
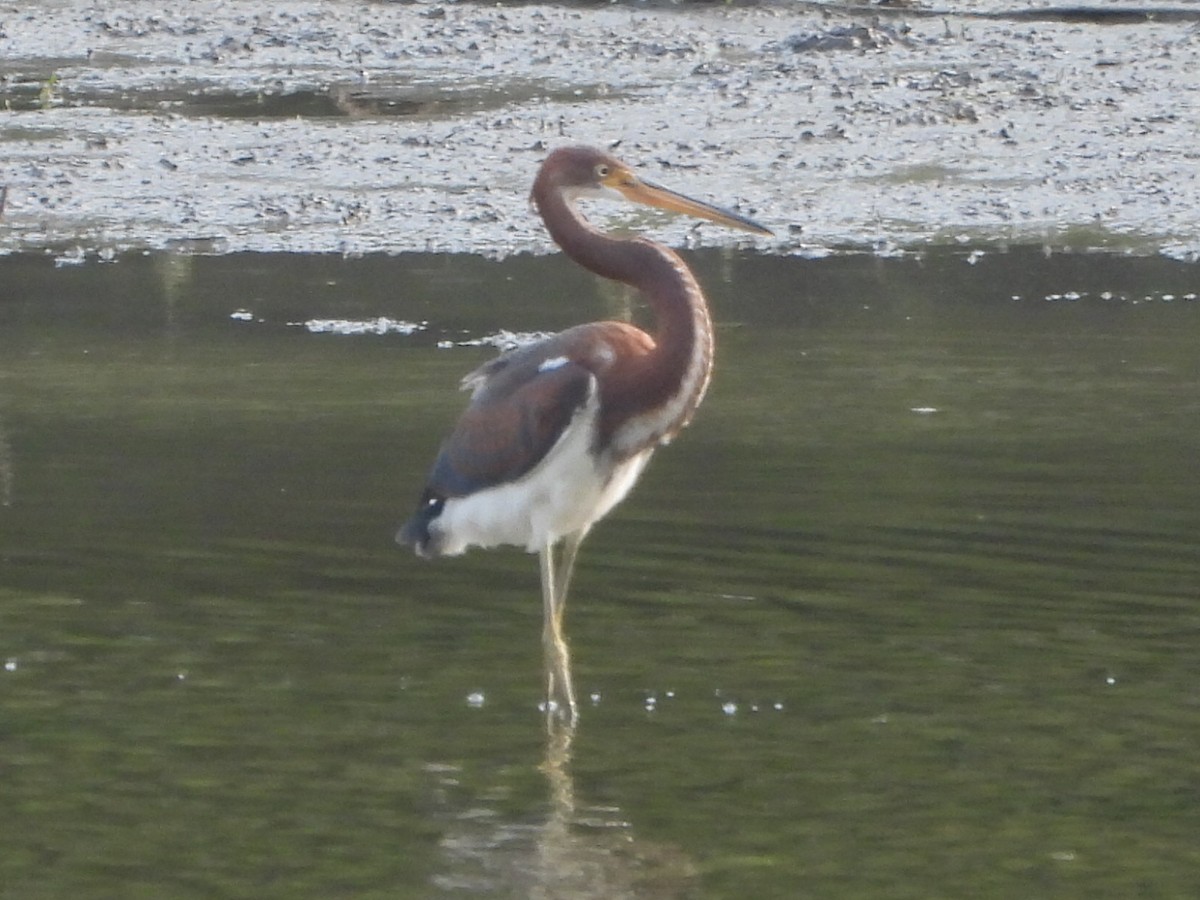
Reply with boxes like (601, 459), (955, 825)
(534, 184), (714, 452)
(535, 184), (708, 340)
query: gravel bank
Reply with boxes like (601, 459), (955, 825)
(2, 1), (1199, 259)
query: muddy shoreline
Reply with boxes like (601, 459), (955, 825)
(2, 0), (1199, 260)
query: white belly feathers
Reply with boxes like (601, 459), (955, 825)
(430, 385), (652, 556)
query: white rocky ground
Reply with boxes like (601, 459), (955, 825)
(2, 1), (1199, 259)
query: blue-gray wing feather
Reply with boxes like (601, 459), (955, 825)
(426, 343), (595, 498)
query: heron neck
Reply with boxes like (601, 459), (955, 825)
(536, 189), (714, 452)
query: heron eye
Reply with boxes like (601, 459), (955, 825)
(595, 164), (610, 179)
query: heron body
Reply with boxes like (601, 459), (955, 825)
(398, 146), (769, 719)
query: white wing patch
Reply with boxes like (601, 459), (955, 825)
(538, 355), (571, 373)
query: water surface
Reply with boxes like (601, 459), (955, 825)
(1, 247), (1198, 897)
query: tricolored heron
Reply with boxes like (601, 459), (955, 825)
(398, 146), (770, 720)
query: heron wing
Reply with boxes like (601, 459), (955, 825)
(425, 344), (596, 499)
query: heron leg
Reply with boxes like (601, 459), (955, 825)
(539, 540), (577, 722)
(552, 529), (587, 634)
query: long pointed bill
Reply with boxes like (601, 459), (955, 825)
(612, 177), (773, 236)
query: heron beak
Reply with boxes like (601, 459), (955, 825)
(609, 173), (773, 236)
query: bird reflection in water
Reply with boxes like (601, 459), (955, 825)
(431, 714), (699, 898)
(398, 147), (770, 721)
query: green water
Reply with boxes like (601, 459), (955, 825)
(1, 247), (1198, 898)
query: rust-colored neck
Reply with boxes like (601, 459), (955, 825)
(533, 181), (714, 456)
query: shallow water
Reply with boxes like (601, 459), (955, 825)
(1, 246), (1199, 898)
